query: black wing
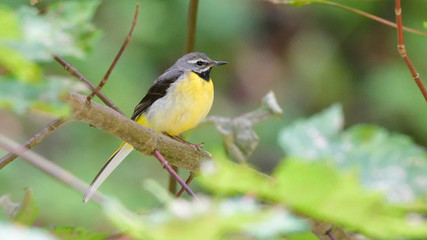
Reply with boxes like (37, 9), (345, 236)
(130, 69), (184, 120)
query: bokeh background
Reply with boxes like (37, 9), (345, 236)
(1, 0), (426, 232)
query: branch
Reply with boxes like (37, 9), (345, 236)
(86, 3), (140, 102)
(395, 0), (427, 102)
(0, 135), (107, 204)
(176, 173), (195, 197)
(267, 0), (427, 36)
(185, 0), (199, 53)
(2, 48), (130, 169)
(310, 220), (353, 240)
(327, 231), (337, 240)
(0, 118), (68, 169)
(67, 92), (212, 172)
(53, 55), (124, 115)
(153, 150), (197, 198)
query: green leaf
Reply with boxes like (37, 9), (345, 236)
(0, 6), (21, 39)
(343, 125), (427, 203)
(12, 1), (102, 61)
(0, 189), (39, 225)
(199, 158), (427, 239)
(278, 105), (427, 203)
(287, 232), (319, 240)
(424, 21), (427, 29)
(0, 6), (41, 83)
(0, 76), (79, 117)
(0, 1), (101, 81)
(51, 227), (108, 240)
(278, 104), (343, 160)
(103, 197), (307, 240)
(0, 1), (100, 116)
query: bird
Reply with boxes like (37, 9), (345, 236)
(83, 52), (227, 202)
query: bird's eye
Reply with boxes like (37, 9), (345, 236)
(196, 60), (204, 66)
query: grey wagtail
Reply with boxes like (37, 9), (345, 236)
(83, 52), (227, 202)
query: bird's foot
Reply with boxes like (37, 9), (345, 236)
(186, 142), (204, 151)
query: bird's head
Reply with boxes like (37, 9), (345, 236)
(177, 52), (227, 76)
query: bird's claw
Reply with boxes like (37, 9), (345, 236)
(187, 142), (204, 151)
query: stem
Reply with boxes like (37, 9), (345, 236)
(153, 150), (197, 199)
(0, 118), (68, 169)
(185, 0), (199, 53)
(326, 229), (337, 240)
(53, 55), (124, 115)
(168, 166), (178, 194)
(395, 0), (427, 102)
(176, 172), (195, 197)
(0, 135), (107, 204)
(266, 0), (427, 36)
(321, 1), (427, 36)
(86, 3), (140, 102)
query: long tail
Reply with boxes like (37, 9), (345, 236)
(83, 142), (134, 203)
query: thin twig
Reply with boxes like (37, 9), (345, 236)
(0, 118), (68, 169)
(326, 229), (337, 240)
(176, 172), (195, 197)
(86, 3), (140, 102)
(0, 135), (107, 204)
(267, 0), (427, 36)
(53, 55), (124, 115)
(322, 1), (427, 36)
(168, 166), (178, 194)
(395, 0), (427, 102)
(185, 0), (199, 53)
(153, 150), (197, 199)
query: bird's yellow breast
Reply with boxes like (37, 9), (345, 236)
(136, 71), (214, 135)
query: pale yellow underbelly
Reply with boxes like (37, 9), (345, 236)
(136, 72), (214, 135)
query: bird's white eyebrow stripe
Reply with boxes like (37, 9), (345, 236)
(187, 58), (207, 64)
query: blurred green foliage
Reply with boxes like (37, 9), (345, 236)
(0, 5), (41, 82)
(50, 227), (109, 240)
(201, 105), (427, 239)
(1, 0), (427, 239)
(0, 188), (38, 226)
(3, 105), (425, 239)
(279, 105), (427, 203)
(104, 195), (308, 240)
(202, 158), (427, 239)
(0, 0), (100, 116)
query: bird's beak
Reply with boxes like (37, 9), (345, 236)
(212, 61), (228, 66)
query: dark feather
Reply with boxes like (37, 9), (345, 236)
(196, 68), (211, 81)
(131, 69), (184, 120)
